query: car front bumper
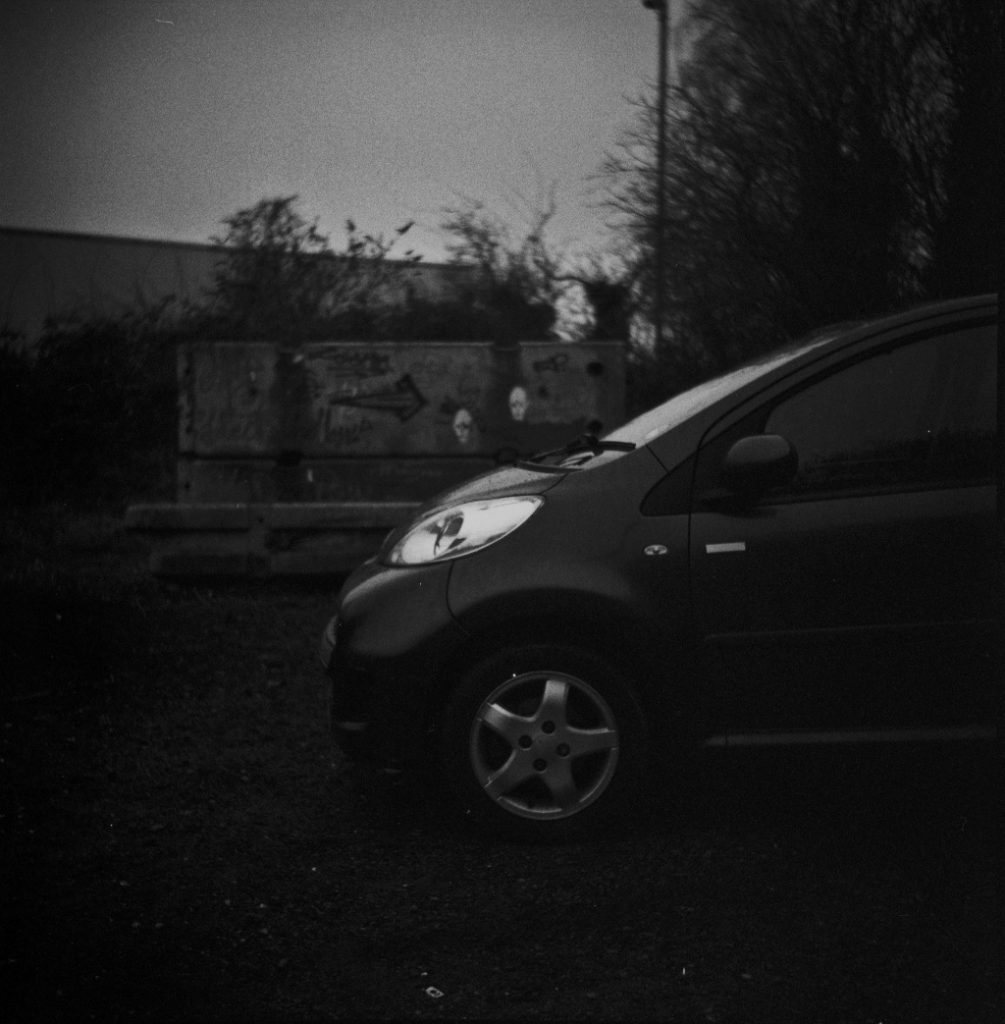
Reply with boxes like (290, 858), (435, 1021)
(320, 558), (467, 768)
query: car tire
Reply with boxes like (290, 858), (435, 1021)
(440, 645), (650, 841)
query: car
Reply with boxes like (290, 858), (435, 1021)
(319, 294), (1000, 840)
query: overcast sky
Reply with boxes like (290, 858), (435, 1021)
(0, 0), (675, 263)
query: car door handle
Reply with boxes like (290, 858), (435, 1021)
(705, 542), (747, 554)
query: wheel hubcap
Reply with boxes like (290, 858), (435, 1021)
(469, 671), (620, 820)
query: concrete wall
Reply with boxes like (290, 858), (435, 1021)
(178, 339), (626, 503)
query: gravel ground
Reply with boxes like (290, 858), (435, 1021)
(1, 511), (1001, 1022)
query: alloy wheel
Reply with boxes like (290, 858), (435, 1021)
(468, 670), (620, 820)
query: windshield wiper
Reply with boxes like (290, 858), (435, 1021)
(529, 433), (636, 463)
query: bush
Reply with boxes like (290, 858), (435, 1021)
(2, 305), (181, 510)
(0, 337), (38, 506)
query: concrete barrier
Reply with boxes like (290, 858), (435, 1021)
(124, 500), (418, 577)
(128, 339), (625, 576)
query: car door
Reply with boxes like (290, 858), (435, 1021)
(689, 323), (997, 743)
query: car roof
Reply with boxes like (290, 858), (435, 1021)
(830, 291), (996, 337)
(622, 293), (998, 461)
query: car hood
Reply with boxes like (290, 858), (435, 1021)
(418, 463), (567, 510)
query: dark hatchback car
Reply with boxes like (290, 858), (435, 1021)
(320, 294), (1000, 840)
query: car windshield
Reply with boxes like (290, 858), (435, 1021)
(605, 329), (848, 447)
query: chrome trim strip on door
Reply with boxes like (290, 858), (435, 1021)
(705, 542), (747, 554)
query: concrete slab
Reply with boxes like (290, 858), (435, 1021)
(126, 501), (420, 577)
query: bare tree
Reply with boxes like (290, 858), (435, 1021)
(600, 0), (999, 391)
(439, 190), (563, 341)
(440, 189), (638, 343)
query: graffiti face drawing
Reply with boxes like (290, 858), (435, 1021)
(508, 386), (529, 422)
(453, 408), (474, 446)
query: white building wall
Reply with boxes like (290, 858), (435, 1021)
(0, 227), (473, 346)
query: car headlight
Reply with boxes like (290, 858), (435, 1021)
(386, 496), (543, 566)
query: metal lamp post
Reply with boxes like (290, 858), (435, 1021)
(642, 0), (668, 351)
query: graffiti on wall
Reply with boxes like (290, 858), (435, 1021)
(185, 341), (624, 460)
(185, 345), (272, 451)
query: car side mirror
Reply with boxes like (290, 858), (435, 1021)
(722, 434), (797, 500)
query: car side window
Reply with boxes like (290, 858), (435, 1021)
(694, 325), (996, 504)
(766, 327), (994, 499)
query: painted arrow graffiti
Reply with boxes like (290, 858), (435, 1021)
(533, 353), (570, 373)
(326, 373), (428, 422)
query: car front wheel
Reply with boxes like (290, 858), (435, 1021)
(440, 645), (650, 840)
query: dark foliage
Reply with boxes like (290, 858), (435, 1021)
(1, 304), (181, 509)
(0, 337), (37, 505)
(923, 0), (1004, 299)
